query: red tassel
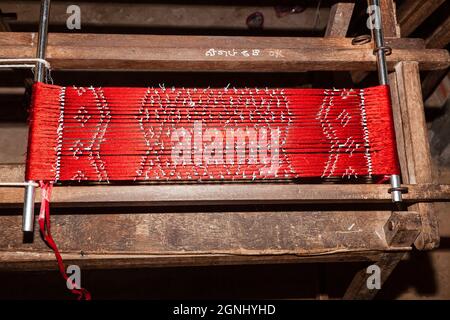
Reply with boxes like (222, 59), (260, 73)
(38, 181), (91, 300)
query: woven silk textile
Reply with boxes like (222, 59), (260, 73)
(26, 82), (400, 182)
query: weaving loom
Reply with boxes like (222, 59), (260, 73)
(3, 0), (420, 301)
(25, 82), (401, 300)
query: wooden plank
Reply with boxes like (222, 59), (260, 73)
(0, 210), (409, 270)
(0, 33), (448, 71)
(390, 61), (440, 250)
(0, 251), (385, 272)
(397, 0), (446, 37)
(379, 0), (400, 37)
(0, 2), (330, 31)
(343, 252), (405, 299)
(325, 2), (355, 37)
(0, 182), (449, 207)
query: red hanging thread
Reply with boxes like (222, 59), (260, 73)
(38, 181), (91, 300)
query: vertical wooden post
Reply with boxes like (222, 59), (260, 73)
(379, 0), (400, 37)
(389, 61), (440, 250)
(325, 2), (355, 37)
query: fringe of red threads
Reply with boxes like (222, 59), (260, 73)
(39, 181), (91, 300)
(26, 82), (400, 182)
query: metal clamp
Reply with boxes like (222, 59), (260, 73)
(351, 34), (372, 46)
(373, 45), (392, 56)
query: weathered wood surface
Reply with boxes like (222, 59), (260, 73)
(0, 182), (449, 207)
(0, 210), (409, 270)
(325, 2), (355, 37)
(397, 0), (446, 37)
(379, 0), (400, 38)
(0, 33), (448, 71)
(0, 251), (386, 272)
(343, 252), (405, 300)
(0, 2), (330, 31)
(389, 61), (440, 250)
(383, 211), (421, 247)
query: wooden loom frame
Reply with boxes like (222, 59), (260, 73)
(0, 1), (449, 299)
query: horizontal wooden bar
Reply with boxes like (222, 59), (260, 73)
(0, 183), (448, 207)
(0, 251), (395, 271)
(0, 210), (410, 270)
(0, 33), (448, 71)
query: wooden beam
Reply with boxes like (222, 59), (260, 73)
(0, 210), (408, 270)
(0, 1), (330, 31)
(379, 0), (400, 37)
(0, 251), (385, 272)
(397, 0), (446, 37)
(325, 2), (355, 37)
(343, 252), (405, 299)
(0, 181), (449, 207)
(389, 61), (440, 250)
(0, 33), (448, 72)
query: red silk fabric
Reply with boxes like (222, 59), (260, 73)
(26, 82), (399, 182)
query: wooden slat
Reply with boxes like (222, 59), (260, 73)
(0, 210), (408, 270)
(2, 165), (449, 206)
(0, 33), (448, 71)
(0, 1), (330, 31)
(325, 2), (355, 37)
(0, 182), (449, 207)
(390, 61), (440, 250)
(397, 0), (446, 37)
(0, 251), (385, 271)
(379, 0), (400, 37)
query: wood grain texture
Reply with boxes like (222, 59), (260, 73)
(379, 0), (400, 37)
(0, 210), (410, 270)
(325, 2), (355, 37)
(0, 181), (449, 207)
(0, 33), (448, 71)
(391, 61), (440, 250)
(383, 211), (421, 247)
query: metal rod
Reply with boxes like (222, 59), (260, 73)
(0, 182), (39, 187)
(23, 0), (51, 233)
(370, 0), (402, 203)
(34, 0), (51, 83)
